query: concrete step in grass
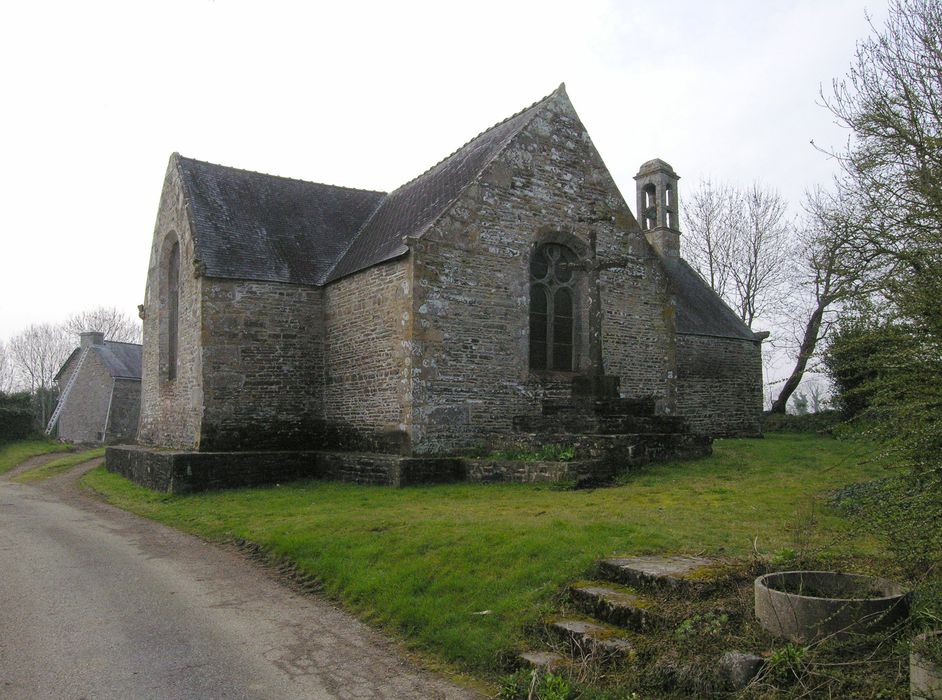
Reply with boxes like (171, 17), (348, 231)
(547, 618), (636, 660)
(569, 583), (663, 631)
(517, 650), (569, 671)
(598, 555), (721, 596)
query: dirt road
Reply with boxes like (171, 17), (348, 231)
(0, 458), (479, 699)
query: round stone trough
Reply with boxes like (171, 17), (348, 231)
(754, 571), (909, 642)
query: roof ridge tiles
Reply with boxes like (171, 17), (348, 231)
(174, 154), (387, 196)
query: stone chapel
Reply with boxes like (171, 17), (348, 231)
(110, 85), (766, 491)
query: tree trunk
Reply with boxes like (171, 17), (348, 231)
(770, 300), (828, 414)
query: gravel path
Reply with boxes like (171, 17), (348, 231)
(0, 458), (480, 699)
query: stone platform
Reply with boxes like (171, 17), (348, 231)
(106, 446), (663, 493)
(107, 378), (712, 493)
(105, 446), (465, 493)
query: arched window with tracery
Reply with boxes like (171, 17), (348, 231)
(167, 240), (180, 381)
(529, 243), (577, 371)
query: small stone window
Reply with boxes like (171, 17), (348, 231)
(167, 240), (180, 381)
(530, 243), (577, 371)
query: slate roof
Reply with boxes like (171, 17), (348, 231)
(662, 258), (759, 341)
(175, 85), (562, 286)
(176, 157), (385, 286)
(94, 341), (143, 379)
(55, 341), (143, 382)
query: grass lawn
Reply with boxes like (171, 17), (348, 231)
(0, 439), (72, 476)
(81, 434), (895, 675)
(14, 447), (106, 483)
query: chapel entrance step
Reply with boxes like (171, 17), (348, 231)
(512, 414), (689, 435)
(508, 432), (712, 466)
(540, 397), (657, 417)
(546, 618), (636, 660)
(569, 584), (663, 631)
(598, 555), (720, 595)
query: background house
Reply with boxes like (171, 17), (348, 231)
(50, 332), (142, 444)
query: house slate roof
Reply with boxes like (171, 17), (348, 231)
(94, 341), (143, 379)
(662, 257), (759, 341)
(55, 341), (143, 382)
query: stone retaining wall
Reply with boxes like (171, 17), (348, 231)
(465, 458), (614, 484)
(106, 446), (464, 493)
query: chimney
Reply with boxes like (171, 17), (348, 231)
(80, 331), (105, 348)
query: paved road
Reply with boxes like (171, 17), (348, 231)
(0, 458), (478, 700)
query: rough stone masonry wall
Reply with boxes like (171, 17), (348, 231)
(199, 279), (325, 450)
(137, 160), (204, 449)
(674, 334), (764, 437)
(598, 250), (675, 411)
(57, 355), (112, 443)
(105, 378), (141, 443)
(409, 93), (674, 454)
(323, 258), (412, 452)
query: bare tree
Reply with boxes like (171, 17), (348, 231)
(769, 188), (883, 413)
(731, 183), (794, 328)
(9, 323), (72, 427)
(683, 179), (737, 299)
(65, 306), (142, 343)
(684, 180), (794, 328)
(0, 339), (16, 393)
(818, 0), (942, 326)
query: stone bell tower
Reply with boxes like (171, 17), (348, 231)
(634, 159), (680, 258)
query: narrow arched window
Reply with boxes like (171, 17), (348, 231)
(642, 183), (657, 230)
(529, 243), (577, 371)
(167, 241), (180, 380)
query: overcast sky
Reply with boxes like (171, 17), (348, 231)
(0, 0), (888, 342)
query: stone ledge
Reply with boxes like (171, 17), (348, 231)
(464, 458), (614, 485)
(105, 446), (464, 493)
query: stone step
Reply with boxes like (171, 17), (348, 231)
(507, 433), (712, 467)
(546, 618), (636, 660)
(598, 555), (720, 595)
(569, 583), (663, 631)
(513, 414), (689, 435)
(598, 415), (689, 434)
(541, 397), (657, 417)
(627, 433), (713, 464)
(517, 650), (568, 671)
